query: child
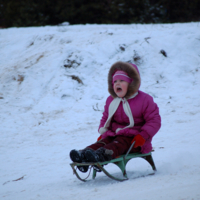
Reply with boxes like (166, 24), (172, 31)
(69, 61), (161, 173)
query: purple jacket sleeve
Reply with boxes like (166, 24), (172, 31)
(139, 95), (161, 139)
(98, 97), (111, 132)
(122, 95), (161, 140)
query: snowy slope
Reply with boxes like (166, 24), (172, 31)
(0, 23), (200, 200)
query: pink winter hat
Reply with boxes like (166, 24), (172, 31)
(112, 70), (132, 84)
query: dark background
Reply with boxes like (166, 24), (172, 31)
(0, 0), (200, 28)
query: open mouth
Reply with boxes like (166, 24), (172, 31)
(117, 87), (122, 92)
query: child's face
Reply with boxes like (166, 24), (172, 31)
(113, 79), (129, 98)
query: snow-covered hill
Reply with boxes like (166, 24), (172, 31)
(0, 23), (200, 200)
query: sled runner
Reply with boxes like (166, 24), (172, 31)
(70, 142), (157, 182)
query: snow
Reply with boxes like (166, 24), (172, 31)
(0, 22), (200, 200)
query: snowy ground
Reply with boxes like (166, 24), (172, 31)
(0, 22), (200, 200)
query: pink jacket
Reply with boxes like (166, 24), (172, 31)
(98, 91), (161, 153)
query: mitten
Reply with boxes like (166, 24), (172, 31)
(97, 135), (102, 141)
(131, 134), (146, 148)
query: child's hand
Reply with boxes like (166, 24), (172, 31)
(131, 134), (145, 148)
(97, 135), (102, 141)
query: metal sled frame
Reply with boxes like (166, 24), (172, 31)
(70, 151), (157, 182)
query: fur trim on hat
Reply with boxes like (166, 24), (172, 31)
(108, 61), (141, 99)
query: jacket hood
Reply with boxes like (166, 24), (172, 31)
(108, 61), (141, 99)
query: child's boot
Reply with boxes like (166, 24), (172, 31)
(85, 147), (113, 163)
(69, 149), (89, 173)
(85, 149), (105, 163)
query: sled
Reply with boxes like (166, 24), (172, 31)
(70, 142), (157, 182)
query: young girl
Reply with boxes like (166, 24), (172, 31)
(70, 61), (161, 173)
